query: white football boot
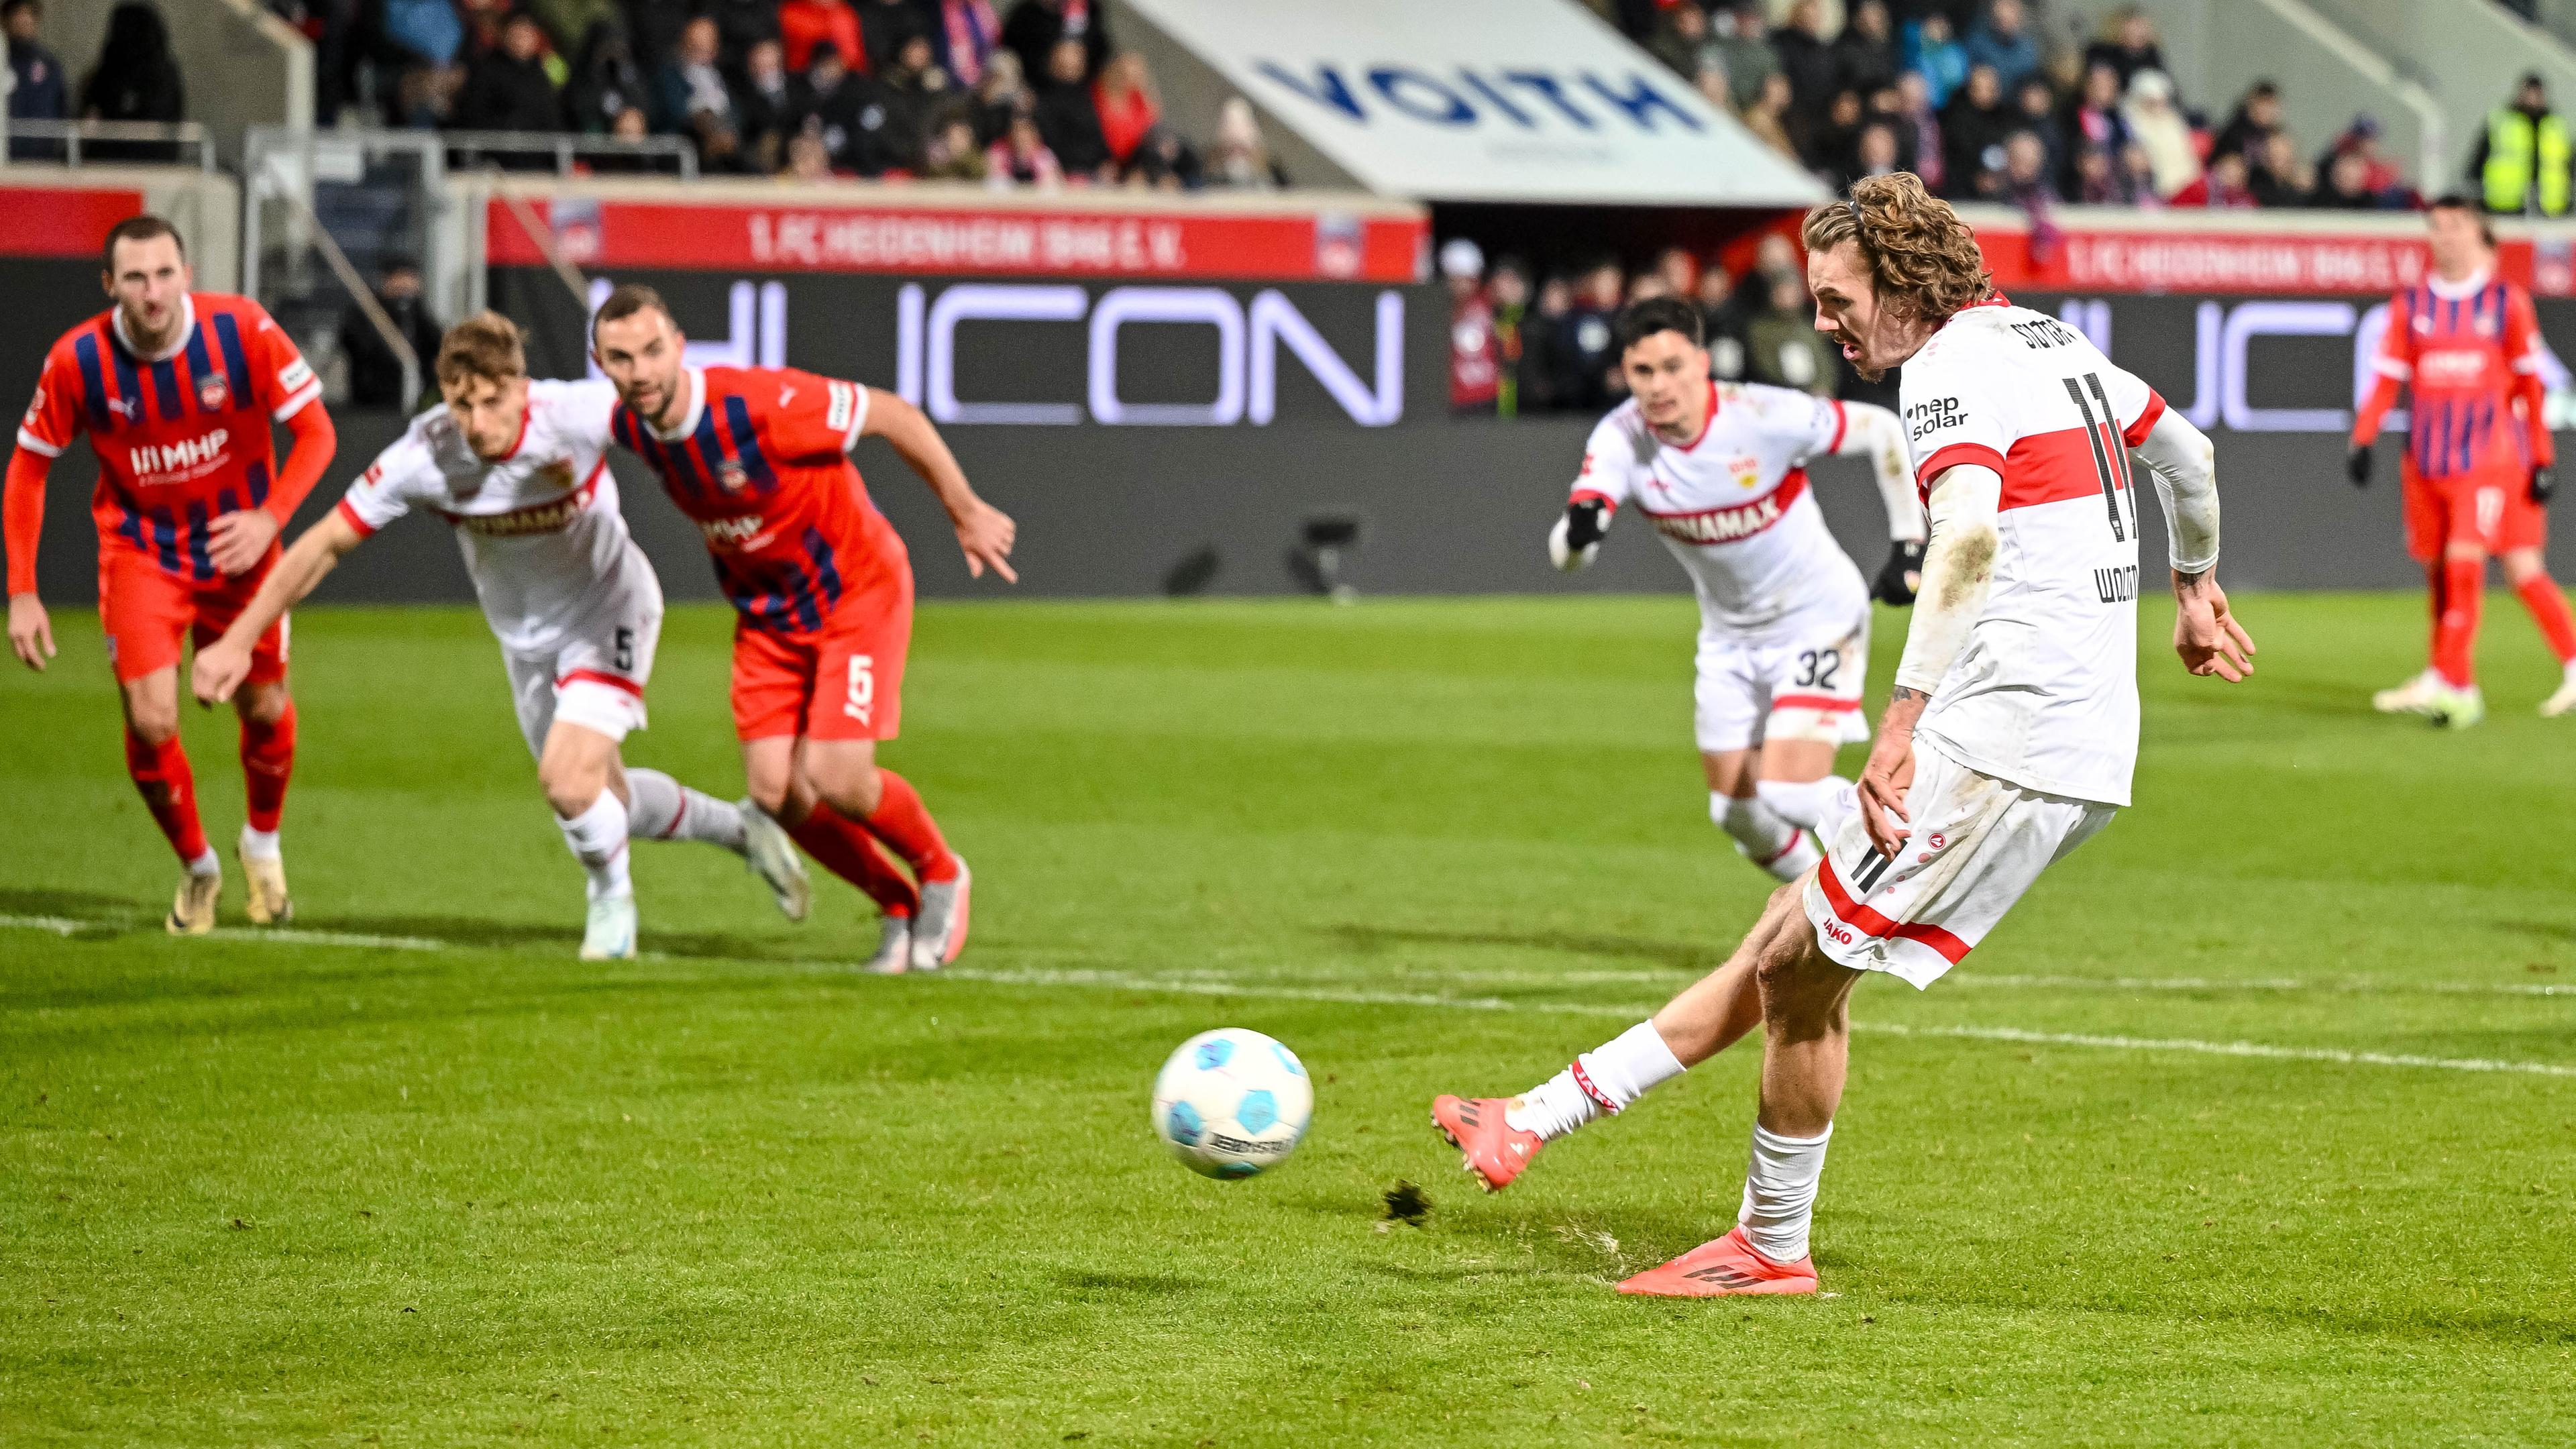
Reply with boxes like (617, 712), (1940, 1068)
(738, 800), (810, 922)
(2426, 682), (2486, 729)
(2372, 669), (2443, 715)
(908, 861), (972, 973)
(861, 915), (912, 975)
(580, 894), (639, 961)
(237, 841), (291, 926)
(167, 865), (220, 936)
(2542, 665), (2576, 718)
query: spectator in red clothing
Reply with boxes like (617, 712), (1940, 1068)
(1442, 238), (1500, 416)
(779, 0), (863, 74)
(2171, 150), (2257, 208)
(1093, 50), (1158, 170)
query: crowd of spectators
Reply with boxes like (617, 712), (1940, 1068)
(214, 0), (1299, 189)
(1445, 232), (1856, 419)
(1630, 0), (2419, 213)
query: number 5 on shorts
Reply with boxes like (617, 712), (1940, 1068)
(844, 654), (875, 725)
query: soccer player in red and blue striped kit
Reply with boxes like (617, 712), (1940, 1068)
(591, 284), (1016, 974)
(5, 216), (337, 932)
(2349, 195), (2576, 725)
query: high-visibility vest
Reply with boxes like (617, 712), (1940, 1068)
(2483, 108), (2572, 217)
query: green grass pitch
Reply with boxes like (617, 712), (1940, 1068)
(4, 592), (2575, 1446)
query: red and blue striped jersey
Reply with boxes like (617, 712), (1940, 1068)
(610, 365), (908, 634)
(2366, 272), (2550, 481)
(15, 292), (321, 584)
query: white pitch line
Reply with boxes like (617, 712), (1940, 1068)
(7, 917), (2573, 1079)
(942, 967), (2576, 1079)
(0, 914), (449, 952)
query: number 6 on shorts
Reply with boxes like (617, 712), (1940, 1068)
(845, 653), (875, 724)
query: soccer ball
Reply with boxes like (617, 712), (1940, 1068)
(1150, 1028), (1313, 1179)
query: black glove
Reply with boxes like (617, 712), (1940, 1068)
(1873, 539), (1925, 606)
(1562, 498), (1609, 551)
(2346, 445), (2374, 489)
(2534, 467), (2557, 506)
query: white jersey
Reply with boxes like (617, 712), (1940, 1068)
(335, 379), (643, 657)
(1898, 301), (2166, 807)
(1574, 381), (1867, 643)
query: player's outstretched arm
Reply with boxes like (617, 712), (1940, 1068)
(1835, 400), (1927, 602)
(1856, 463), (2001, 857)
(860, 386), (1018, 583)
(193, 508), (365, 705)
(2131, 408), (2253, 680)
(5, 445), (54, 670)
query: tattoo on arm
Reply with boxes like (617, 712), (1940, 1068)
(1891, 686), (1930, 704)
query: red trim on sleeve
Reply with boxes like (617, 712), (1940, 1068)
(1815, 854), (1975, 963)
(1826, 398), (1849, 453)
(332, 498), (378, 539)
(1568, 488), (1618, 513)
(557, 667), (645, 698)
(1915, 441), (2006, 488)
(1772, 693), (1862, 712)
(2121, 390), (2166, 448)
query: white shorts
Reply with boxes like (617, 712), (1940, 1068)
(1693, 610), (1870, 755)
(1802, 734), (2116, 988)
(500, 582), (663, 759)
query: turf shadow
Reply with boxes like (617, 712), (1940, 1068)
(1049, 1269), (1210, 1299)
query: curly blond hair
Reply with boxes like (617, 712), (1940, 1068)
(1801, 174), (1992, 324)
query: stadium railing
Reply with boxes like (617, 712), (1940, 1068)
(0, 119), (219, 173)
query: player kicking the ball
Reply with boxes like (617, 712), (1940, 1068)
(1548, 295), (1923, 881)
(1436, 174), (2253, 1295)
(193, 313), (806, 959)
(7, 215), (335, 933)
(589, 285), (1015, 975)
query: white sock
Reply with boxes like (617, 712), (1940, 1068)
(237, 824), (282, 861)
(557, 791), (633, 902)
(1756, 776), (1857, 834)
(1712, 792), (1820, 881)
(1505, 1020), (1688, 1140)
(2563, 657), (2576, 685)
(624, 768), (747, 851)
(184, 847), (221, 877)
(1737, 1121), (1833, 1264)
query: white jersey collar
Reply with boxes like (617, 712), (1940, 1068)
(2426, 268), (2493, 301)
(112, 291), (196, 363)
(648, 367), (707, 442)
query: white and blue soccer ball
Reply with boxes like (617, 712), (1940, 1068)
(1151, 1028), (1313, 1179)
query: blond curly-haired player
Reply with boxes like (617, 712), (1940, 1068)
(1435, 174), (2257, 1297)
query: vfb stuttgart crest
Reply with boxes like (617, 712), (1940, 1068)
(195, 370), (229, 411)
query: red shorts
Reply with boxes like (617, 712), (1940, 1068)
(98, 546), (288, 686)
(730, 584), (912, 743)
(2404, 466), (2546, 560)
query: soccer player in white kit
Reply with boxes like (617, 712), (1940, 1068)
(1547, 295), (1924, 882)
(1434, 174), (2255, 1295)
(193, 313), (807, 960)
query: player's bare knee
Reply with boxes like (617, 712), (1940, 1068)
(122, 690), (179, 745)
(537, 760), (602, 819)
(237, 682), (290, 727)
(811, 762), (881, 817)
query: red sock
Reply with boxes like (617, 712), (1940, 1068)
(790, 806), (918, 917)
(2424, 561), (2447, 671)
(2434, 556), (2486, 688)
(239, 701), (296, 833)
(2515, 576), (2576, 665)
(124, 730), (209, 865)
(863, 770), (959, 883)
